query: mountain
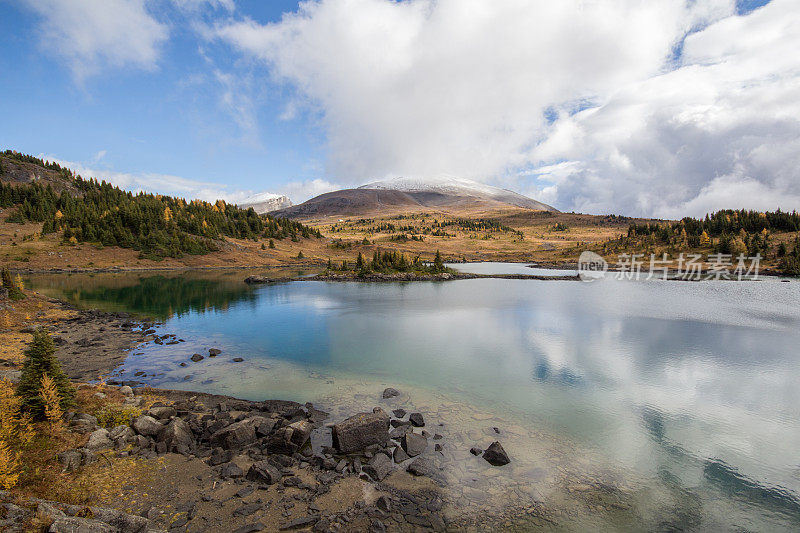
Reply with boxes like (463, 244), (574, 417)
(238, 191), (292, 214)
(273, 176), (556, 219)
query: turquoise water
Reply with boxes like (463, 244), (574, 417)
(26, 268), (800, 530)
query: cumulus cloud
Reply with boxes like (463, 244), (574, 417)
(211, 0), (800, 217)
(22, 0), (168, 82)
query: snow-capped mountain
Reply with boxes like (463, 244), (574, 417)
(359, 176), (554, 211)
(238, 192), (293, 214)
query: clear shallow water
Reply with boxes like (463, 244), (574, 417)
(26, 269), (800, 530)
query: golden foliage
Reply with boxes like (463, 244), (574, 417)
(0, 378), (34, 490)
(700, 231), (711, 247)
(40, 374), (64, 433)
(94, 404), (141, 429)
(0, 439), (20, 489)
(14, 274), (24, 292)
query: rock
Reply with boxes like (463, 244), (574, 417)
(208, 348), (222, 356)
(119, 385), (133, 397)
(376, 495), (391, 513)
(391, 409), (406, 418)
(147, 406), (176, 420)
(382, 388), (400, 399)
(58, 450), (83, 473)
(49, 516), (115, 532)
(208, 447), (233, 466)
(482, 441), (510, 466)
(362, 452), (393, 481)
(233, 523), (264, 533)
(210, 416), (267, 449)
(132, 415), (163, 437)
(408, 413), (425, 427)
(70, 413), (99, 433)
(406, 456), (436, 477)
(86, 428), (113, 450)
(392, 446), (410, 463)
(190, 354), (204, 362)
(158, 418), (194, 452)
(287, 419), (313, 448)
(279, 516), (319, 530)
(469, 447), (482, 456)
(234, 503), (262, 517)
(232, 357), (244, 362)
(245, 461), (281, 485)
(109, 426), (136, 444)
(389, 425), (411, 440)
(220, 462), (244, 479)
(332, 411), (390, 453)
(400, 433), (427, 457)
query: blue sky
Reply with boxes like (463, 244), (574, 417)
(0, 0), (797, 217)
(0, 1), (331, 203)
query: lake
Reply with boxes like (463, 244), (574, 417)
(25, 267), (800, 531)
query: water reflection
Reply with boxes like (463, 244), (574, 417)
(25, 270), (800, 530)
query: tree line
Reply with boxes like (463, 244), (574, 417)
(0, 151), (320, 259)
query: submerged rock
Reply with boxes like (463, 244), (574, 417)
(409, 412), (425, 427)
(382, 387), (400, 399)
(190, 354), (204, 362)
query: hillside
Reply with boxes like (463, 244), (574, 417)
(274, 176), (556, 220)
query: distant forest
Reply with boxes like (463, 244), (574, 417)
(0, 150), (320, 259)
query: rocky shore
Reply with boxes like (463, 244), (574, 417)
(244, 272), (580, 284)
(1, 383), (518, 532)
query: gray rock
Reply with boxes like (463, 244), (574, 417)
(208, 447), (233, 466)
(382, 388), (400, 399)
(86, 429), (113, 450)
(279, 516), (319, 530)
(210, 416), (268, 449)
(147, 406), (176, 420)
(119, 385), (133, 397)
(406, 456), (436, 477)
(58, 449), (83, 473)
(190, 353), (204, 362)
(391, 409), (406, 418)
(132, 415), (163, 437)
(409, 412), (425, 427)
(332, 411), (390, 453)
(400, 432), (427, 457)
(287, 419), (313, 448)
(392, 446), (410, 463)
(482, 441), (510, 466)
(362, 453), (393, 481)
(389, 425), (411, 440)
(220, 462), (244, 479)
(70, 413), (99, 433)
(49, 516), (115, 532)
(158, 418), (194, 452)
(469, 447), (482, 456)
(245, 461), (281, 485)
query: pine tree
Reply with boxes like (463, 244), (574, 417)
(16, 329), (75, 417)
(269, 239), (276, 249)
(433, 250), (444, 272)
(1, 267), (24, 300)
(356, 252), (364, 270)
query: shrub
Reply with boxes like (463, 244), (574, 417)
(16, 329), (75, 417)
(94, 404), (141, 429)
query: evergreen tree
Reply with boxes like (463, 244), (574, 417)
(269, 239), (276, 249)
(1, 267), (24, 300)
(433, 250), (444, 272)
(16, 329), (75, 417)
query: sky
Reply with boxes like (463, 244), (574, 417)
(0, 0), (797, 218)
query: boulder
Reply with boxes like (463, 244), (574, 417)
(220, 462), (244, 479)
(86, 429), (113, 450)
(391, 409), (406, 418)
(362, 452), (393, 481)
(210, 416), (267, 449)
(209, 348), (222, 356)
(392, 446), (410, 463)
(287, 419), (313, 448)
(70, 413), (99, 433)
(406, 456), (436, 477)
(49, 516), (115, 532)
(400, 432), (427, 457)
(158, 418), (194, 452)
(408, 413), (425, 427)
(382, 388), (400, 399)
(147, 406), (176, 420)
(132, 415), (163, 437)
(119, 385), (133, 397)
(245, 460), (282, 485)
(332, 412), (390, 453)
(482, 441), (510, 466)
(207, 447), (233, 466)
(58, 449), (83, 473)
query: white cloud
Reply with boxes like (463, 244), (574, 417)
(22, 0), (168, 82)
(41, 155), (288, 205)
(211, 0), (800, 217)
(277, 178), (341, 203)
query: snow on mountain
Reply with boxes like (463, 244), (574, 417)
(238, 191), (293, 214)
(358, 176), (555, 211)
